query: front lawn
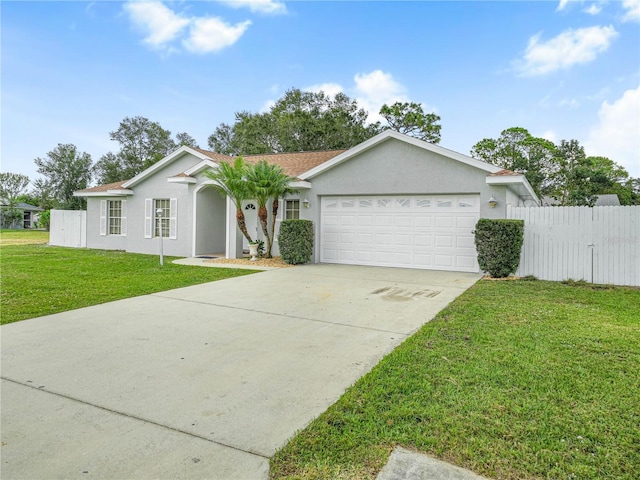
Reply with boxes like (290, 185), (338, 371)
(1, 243), (258, 325)
(271, 280), (640, 479)
(0, 229), (49, 245)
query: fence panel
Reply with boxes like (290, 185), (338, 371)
(49, 210), (86, 248)
(507, 206), (639, 286)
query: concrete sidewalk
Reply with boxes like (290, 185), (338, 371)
(1, 264), (480, 479)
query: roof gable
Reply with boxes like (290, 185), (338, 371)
(298, 130), (503, 179)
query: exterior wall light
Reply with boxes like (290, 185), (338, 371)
(488, 196), (497, 208)
(302, 198), (311, 208)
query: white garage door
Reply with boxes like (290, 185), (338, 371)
(320, 195), (480, 272)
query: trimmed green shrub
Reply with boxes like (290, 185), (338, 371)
(278, 219), (314, 265)
(474, 218), (524, 278)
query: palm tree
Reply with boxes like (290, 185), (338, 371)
(245, 160), (297, 258)
(203, 157), (254, 244)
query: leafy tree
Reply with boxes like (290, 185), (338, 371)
(0, 172), (27, 228)
(93, 152), (127, 185)
(16, 193), (41, 207)
(208, 89), (380, 155)
(94, 116), (176, 184)
(548, 140), (633, 206)
(471, 127), (556, 196)
(175, 132), (199, 148)
(34, 143), (92, 210)
(379, 101), (441, 143)
(245, 160), (296, 258)
(203, 158), (254, 243)
(0, 172), (30, 207)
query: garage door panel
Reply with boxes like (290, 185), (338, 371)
(457, 216), (478, 228)
(434, 255), (454, 267)
(456, 256), (477, 269)
(413, 254), (433, 267)
(357, 233), (375, 246)
(323, 215), (338, 226)
(435, 216), (454, 228)
(375, 233), (394, 245)
(456, 236), (475, 248)
(414, 235), (432, 247)
(395, 234), (412, 246)
(375, 215), (394, 227)
(357, 215), (374, 226)
(321, 195), (479, 272)
(394, 253), (412, 265)
(414, 215), (433, 228)
(435, 235), (453, 247)
(395, 216), (412, 227)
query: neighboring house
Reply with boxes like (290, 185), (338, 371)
(74, 130), (539, 273)
(0, 203), (43, 229)
(594, 194), (620, 206)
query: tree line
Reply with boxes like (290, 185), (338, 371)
(2, 88), (637, 225)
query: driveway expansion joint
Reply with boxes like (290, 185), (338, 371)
(1, 376), (270, 460)
(150, 294), (411, 336)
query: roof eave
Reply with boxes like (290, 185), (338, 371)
(74, 189), (134, 197)
(486, 175), (540, 205)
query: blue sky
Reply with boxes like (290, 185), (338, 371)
(3, 0), (639, 186)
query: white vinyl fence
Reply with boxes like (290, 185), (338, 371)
(507, 206), (640, 286)
(49, 209), (87, 248)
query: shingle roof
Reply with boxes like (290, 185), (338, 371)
(242, 150), (347, 177)
(194, 148), (347, 178)
(76, 180), (129, 193)
(487, 169), (521, 176)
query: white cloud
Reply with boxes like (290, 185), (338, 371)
(124, 1), (251, 54)
(584, 3), (603, 15)
(556, 0), (572, 11)
(353, 70), (409, 123)
(270, 70), (431, 125)
(259, 98), (276, 113)
(304, 82), (344, 98)
(183, 17), (251, 53)
(217, 0), (287, 15)
(622, 0), (640, 21)
(515, 25), (618, 76)
(585, 85), (640, 177)
(559, 98), (580, 108)
(539, 130), (558, 144)
(123, 2), (190, 48)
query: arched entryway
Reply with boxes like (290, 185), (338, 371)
(194, 184), (227, 257)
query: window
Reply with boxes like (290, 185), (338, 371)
(154, 199), (170, 237)
(108, 200), (123, 235)
(285, 199), (300, 220)
(144, 198), (176, 239)
(100, 199), (126, 236)
(416, 199), (431, 208)
(396, 198), (411, 208)
(359, 199), (372, 208)
(377, 198), (391, 208)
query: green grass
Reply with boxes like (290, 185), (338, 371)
(1, 242), (258, 325)
(0, 229), (50, 245)
(271, 280), (640, 480)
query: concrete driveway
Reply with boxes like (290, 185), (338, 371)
(1, 264), (479, 479)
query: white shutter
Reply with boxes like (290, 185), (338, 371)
(99, 200), (107, 236)
(144, 199), (152, 238)
(169, 198), (178, 239)
(121, 200), (127, 236)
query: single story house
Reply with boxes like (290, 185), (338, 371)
(75, 130), (539, 273)
(0, 202), (43, 229)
